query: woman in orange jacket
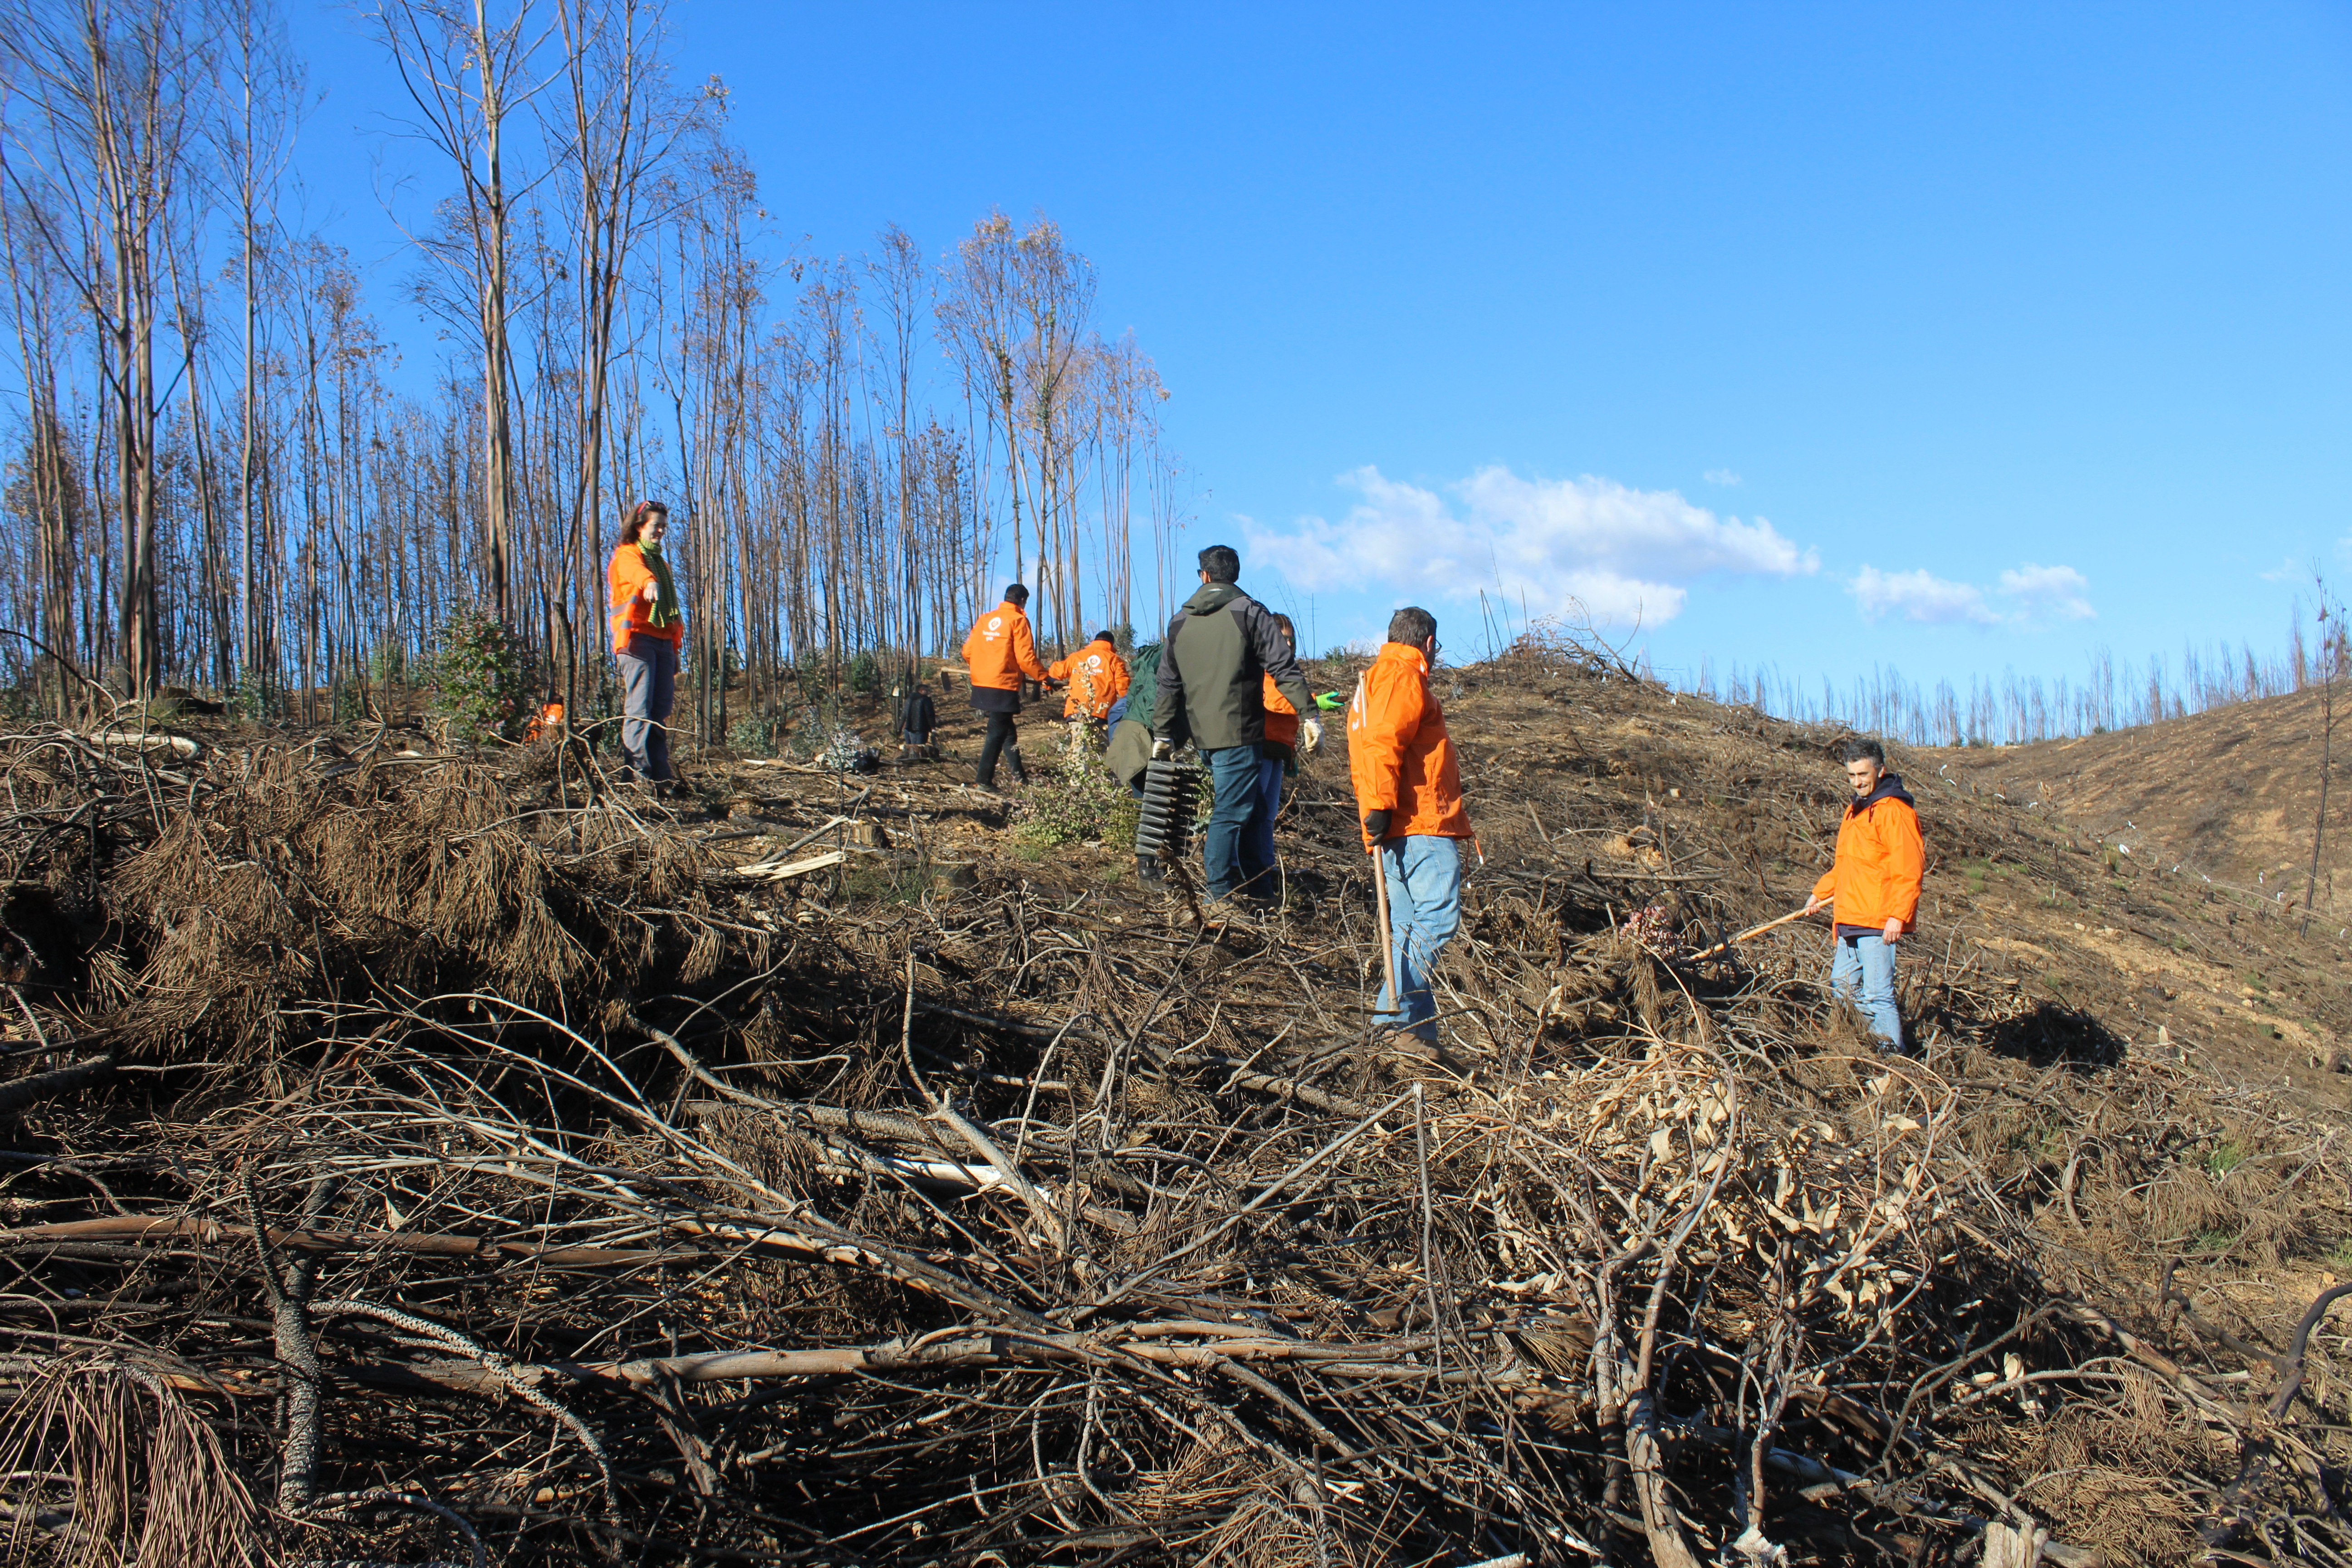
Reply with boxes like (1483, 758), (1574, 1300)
(1803, 737), (1923, 1053)
(607, 500), (684, 790)
(1241, 613), (1310, 896)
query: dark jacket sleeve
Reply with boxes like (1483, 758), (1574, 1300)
(1154, 612), (1189, 739)
(1240, 598), (1314, 719)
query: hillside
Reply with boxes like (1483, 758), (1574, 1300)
(1942, 683), (2352, 910)
(2, 643), (2349, 1566)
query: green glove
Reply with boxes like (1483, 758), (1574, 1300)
(1313, 691), (1343, 711)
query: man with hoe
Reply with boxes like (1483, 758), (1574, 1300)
(1349, 606), (1472, 1053)
(961, 584), (1052, 790)
(1048, 630), (1131, 747)
(1152, 545), (1321, 915)
(1804, 737), (1924, 1054)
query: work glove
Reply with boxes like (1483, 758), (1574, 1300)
(1362, 808), (1392, 842)
(1313, 691), (1343, 711)
(1298, 716), (1323, 754)
(1151, 736), (1174, 760)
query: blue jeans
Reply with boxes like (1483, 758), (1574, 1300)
(1376, 835), (1463, 1041)
(1200, 745), (1262, 900)
(618, 634), (676, 782)
(1239, 749), (1286, 895)
(1830, 931), (1905, 1052)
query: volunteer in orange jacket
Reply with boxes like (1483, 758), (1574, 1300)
(1348, 606), (1473, 1046)
(1047, 632), (1131, 730)
(607, 500), (683, 790)
(960, 584), (1051, 789)
(1803, 738), (1924, 1054)
(1247, 612), (1304, 891)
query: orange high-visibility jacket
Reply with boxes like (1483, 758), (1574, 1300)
(1347, 642), (1471, 847)
(1811, 778), (1924, 933)
(1048, 639), (1132, 719)
(961, 602), (1049, 691)
(1261, 674), (1299, 750)
(608, 544), (684, 654)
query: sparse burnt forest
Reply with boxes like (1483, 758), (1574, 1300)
(0, 0), (1180, 746)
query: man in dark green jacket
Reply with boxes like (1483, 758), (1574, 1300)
(1153, 545), (1320, 909)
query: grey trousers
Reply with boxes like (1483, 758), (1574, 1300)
(618, 634), (676, 782)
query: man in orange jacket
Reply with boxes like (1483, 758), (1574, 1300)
(961, 584), (1052, 789)
(1348, 606), (1473, 1049)
(1804, 738), (1924, 1054)
(1047, 631), (1131, 731)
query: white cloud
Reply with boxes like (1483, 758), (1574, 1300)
(1242, 465), (1814, 627)
(1850, 566), (1999, 626)
(1703, 468), (1742, 486)
(1847, 560), (2096, 627)
(1998, 563), (2095, 622)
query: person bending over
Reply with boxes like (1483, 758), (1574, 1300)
(1049, 630), (1130, 748)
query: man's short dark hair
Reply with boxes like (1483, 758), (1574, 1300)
(1840, 737), (1886, 766)
(1197, 545), (1240, 583)
(1003, 583), (1029, 606)
(1387, 606), (1437, 647)
(1092, 630), (1113, 646)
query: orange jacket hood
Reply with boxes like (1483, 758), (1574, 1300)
(1347, 642), (1471, 846)
(608, 543), (683, 653)
(1810, 775), (1924, 932)
(962, 603), (1049, 691)
(1048, 638), (1132, 718)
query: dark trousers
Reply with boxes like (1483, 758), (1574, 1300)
(618, 634), (676, 783)
(975, 710), (1027, 786)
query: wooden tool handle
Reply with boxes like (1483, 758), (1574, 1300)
(1370, 843), (1398, 1009)
(1686, 904), (1818, 962)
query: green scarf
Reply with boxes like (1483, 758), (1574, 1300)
(638, 541), (680, 629)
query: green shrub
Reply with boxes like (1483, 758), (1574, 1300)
(226, 676), (272, 722)
(727, 713), (780, 756)
(1018, 725), (1141, 849)
(426, 605), (535, 743)
(367, 643), (411, 688)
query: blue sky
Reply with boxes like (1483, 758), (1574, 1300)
(290, 1), (2352, 694)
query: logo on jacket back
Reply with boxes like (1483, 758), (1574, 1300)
(985, 616), (1004, 637)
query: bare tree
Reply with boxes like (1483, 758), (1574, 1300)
(213, 0), (300, 691)
(2302, 573), (2344, 937)
(373, 0), (553, 627)
(4, 0), (210, 697)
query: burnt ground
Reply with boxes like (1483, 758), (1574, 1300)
(3, 637), (2351, 1566)
(895, 646), (2352, 1114)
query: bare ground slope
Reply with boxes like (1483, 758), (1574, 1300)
(1941, 683), (2352, 909)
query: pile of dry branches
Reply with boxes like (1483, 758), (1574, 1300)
(2, 717), (2349, 1566)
